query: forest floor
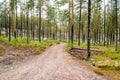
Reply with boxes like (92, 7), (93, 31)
(0, 43), (109, 80)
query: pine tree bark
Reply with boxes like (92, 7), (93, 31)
(71, 0), (74, 48)
(103, 0), (106, 46)
(68, 0), (71, 44)
(26, 0), (29, 44)
(78, 1), (82, 46)
(20, 0), (23, 38)
(39, 0), (41, 42)
(87, 0), (91, 60)
(8, 0), (11, 41)
(13, 1), (17, 39)
(115, 0), (118, 51)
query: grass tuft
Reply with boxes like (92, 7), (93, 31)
(0, 37), (58, 55)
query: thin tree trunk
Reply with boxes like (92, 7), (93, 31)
(8, 0), (11, 41)
(42, 20), (45, 39)
(16, 1), (18, 38)
(31, 11), (32, 39)
(24, 14), (26, 37)
(115, 0), (118, 51)
(68, 0), (71, 44)
(55, 20), (57, 40)
(71, 0), (74, 48)
(60, 25), (61, 40)
(78, 1), (82, 46)
(119, 29), (120, 44)
(26, 0), (29, 44)
(99, 25), (101, 44)
(50, 21), (52, 39)
(107, 31), (109, 47)
(13, 1), (17, 39)
(0, 21), (1, 36)
(104, 0), (106, 46)
(20, 0), (23, 38)
(87, 0), (91, 60)
(39, 0), (41, 42)
(5, 13), (8, 37)
(33, 8), (35, 40)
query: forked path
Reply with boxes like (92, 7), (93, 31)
(0, 43), (108, 80)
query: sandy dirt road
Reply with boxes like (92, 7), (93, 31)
(0, 43), (108, 80)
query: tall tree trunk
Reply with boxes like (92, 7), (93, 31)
(115, 0), (118, 51)
(20, 0), (23, 38)
(16, 1), (18, 38)
(103, 0), (106, 46)
(4, 1), (8, 37)
(39, 0), (42, 42)
(8, 0), (11, 41)
(68, 0), (71, 44)
(78, 1), (82, 46)
(87, 0), (91, 60)
(98, 29), (100, 44)
(107, 30), (109, 47)
(31, 11), (32, 39)
(71, 0), (74, 48)
(42, 20), (45, 39)
(14, 1), (17, 39)
(59, 25), (61, 40)
(55, 20), (57, 40)
(0, 20), (1, 36)
(33, 8), (35, 40)
(119, 29), (120, 44)
(26, 0), (29, 44)
(24, 14), (26, 37)
(50, 21), (52, 39)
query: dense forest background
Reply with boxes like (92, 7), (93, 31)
(0, 0), (120, 51)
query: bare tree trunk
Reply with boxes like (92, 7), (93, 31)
(55, 20), (57, 40)
(20, 0), (23, 38)
(71, 0), (74, 48)
(103, 0), (106, 46)
(0, 21), (1, 36)
(115, 0), (118, 51)
(5, 11), (8, 37)
(33, 9), (35, 40)
(39, 0), (42, 42)
(8, 0), (11, 41)
(87, 0), (91, 60)
(31, 11), (32, 39)
(14, 1), (17, 39)
(42, 20), (45, 39)
(16, 1), (18, 38)
(68, 0), (71, 44)
(78, 1), (82, 46)
(24, 14), (26, 37)
(26, 0), (29, 44)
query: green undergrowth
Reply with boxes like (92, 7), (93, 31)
(70, 42), (120, 61)
(0, 36), (59, 55)
(66, 44), (71, 52)
(66, 42), (120, 80)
